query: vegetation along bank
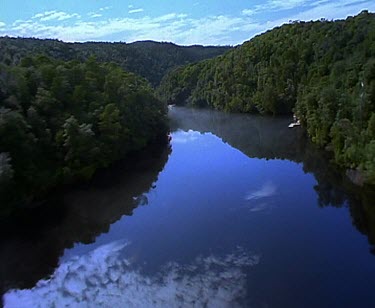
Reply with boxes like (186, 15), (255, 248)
(0, 56), (168, 216)
(158, 11), (375, 185)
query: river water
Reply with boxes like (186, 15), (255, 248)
(1, 107), (375, 307)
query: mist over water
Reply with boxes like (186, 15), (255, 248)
(2, 107), (375, 308)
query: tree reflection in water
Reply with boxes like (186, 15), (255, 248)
(0, 144), (171, 297)
(170, 107), (375, 255)
(1, 107), (375, 305)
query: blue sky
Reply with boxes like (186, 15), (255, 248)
(1, 0), (374, 45)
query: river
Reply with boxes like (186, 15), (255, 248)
(1, 107), (375, 307)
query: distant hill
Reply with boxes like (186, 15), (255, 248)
(158, 11), (375, 185)
(0, 37), (231, 86)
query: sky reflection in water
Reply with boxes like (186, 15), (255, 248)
(5, 241), (259, 308)
(3, 107), (375, 308)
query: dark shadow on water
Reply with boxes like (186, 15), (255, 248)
(0, 143), (171, 297)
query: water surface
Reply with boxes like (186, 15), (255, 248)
(2, 107), (375, 308)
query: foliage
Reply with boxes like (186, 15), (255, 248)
(158, 11), (375, 184)
(0, 38), (231, 86)
(0, 56), (168, 214)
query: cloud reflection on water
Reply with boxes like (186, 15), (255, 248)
(172, 129), (203, 144)
(4, 241), (260, 308)
(246, 181), (277, 201)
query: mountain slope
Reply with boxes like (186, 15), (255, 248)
(158, 11), (375, 184)
(0, 37), (231, 86)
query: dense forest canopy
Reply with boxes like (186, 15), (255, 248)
(1, 11), (374, 216)
(0, 37), (228, 216)
(158, 11), (375, 185)
(0, 38), (231, 86)
(0, 55), (168, 216)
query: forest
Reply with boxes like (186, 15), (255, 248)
(0, 38), (230, 86)
(1, 11), (374, 217)
(0, 55), (168, 216)
(158, 11), (375, 185)
(0, 38), (229, 216)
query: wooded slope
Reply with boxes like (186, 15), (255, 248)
(158, 11), (375, 184)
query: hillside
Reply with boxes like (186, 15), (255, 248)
(0, 37), (231, 86)
(0, 37), (228, 215)
(158, 11), (375, 185)
(0, 56), (168, 216)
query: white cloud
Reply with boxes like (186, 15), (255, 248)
(88, 12), (102, 18)
(0, 21), (6, 28)
(32, 11), (54, 19)
(99, 6), (112, 11)
(6, 12), (242, 44)
(261, 0), (375, 30)
(3, 241), (260, 307)
(314, 0), (331, 4)
(179, 15), (259, 45)
(154, 13), (187, 22)
(32, 10), (80, 22)
(88, 6), (111, 18)
(242, 9), (256, 16)
(267, 0), (308, 10)
(128, 8), (144, 14)
(242, 0), (372, 19)
(242, 0), (308, 17)
(12, 19), (32, 25)
(4, 0), (375, 45)
(291, 0), (375, 21)
(42, 12), (80, 22)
